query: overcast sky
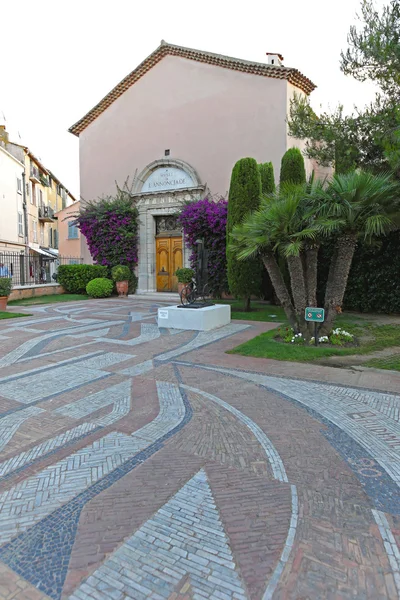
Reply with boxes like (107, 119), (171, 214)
(1, 0), (381, 198)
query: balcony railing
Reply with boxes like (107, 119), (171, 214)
(30, 165), (41, 183)
(38, 205), (55, 222)
(40, 173), (49, 187)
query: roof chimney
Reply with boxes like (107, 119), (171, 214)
(0, 125), (9, 145)
(266, 52), (284, 66)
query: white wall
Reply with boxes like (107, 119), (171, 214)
(0, 147), (25, 249)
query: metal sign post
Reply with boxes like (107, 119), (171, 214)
(305, 307), (325, 347)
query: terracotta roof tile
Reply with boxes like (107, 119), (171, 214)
(69, 41), (316, 137)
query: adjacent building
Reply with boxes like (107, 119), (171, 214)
(0, 125), (77, 283)
(0, 142), (25, 253)
(55, 201), (81, 260)
(70, 41), (325, 293)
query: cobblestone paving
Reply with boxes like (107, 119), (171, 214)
(0, 298), (399, 599)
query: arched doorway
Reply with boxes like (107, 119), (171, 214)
(155, 216), (183, 292)
(132, 160), (204, 294)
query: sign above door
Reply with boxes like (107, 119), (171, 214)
(141, 167), (195, 193)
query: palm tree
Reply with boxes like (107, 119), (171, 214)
(230, 171), (399, 338)
(320, 170), (400, 333)
(230, 181), (327, 335)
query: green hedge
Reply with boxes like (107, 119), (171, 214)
(86, 278), (113, 298)
(317, 232), (400, 313)
(57, 264), (108, 294)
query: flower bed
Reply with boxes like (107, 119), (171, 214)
(274, 327), (357, 347)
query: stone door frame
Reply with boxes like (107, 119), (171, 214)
(132, 160), (205, 294)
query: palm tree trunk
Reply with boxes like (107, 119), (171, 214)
(321, 234), (357, 334)
(324, 245), (338, 308)
(304, 245), (319, 307)
(261, 252), (297, 330)
(287, 255), (308, 336)
(304, 244), (320, 337)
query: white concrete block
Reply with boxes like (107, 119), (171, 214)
(157, 304), (231, 331)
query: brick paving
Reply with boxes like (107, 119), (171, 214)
(0, 298), (399, 599)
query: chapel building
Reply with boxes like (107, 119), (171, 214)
(69, 41), (320, 293)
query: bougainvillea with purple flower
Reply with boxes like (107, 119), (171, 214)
(178, 196), (228, 296)
(74, 187), (139, 271)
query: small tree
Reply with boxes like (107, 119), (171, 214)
(288, 1), (400, 178)
(258, 162), (275, 194)
(280, 147), (306, 185)
(227, 158), (262, 311)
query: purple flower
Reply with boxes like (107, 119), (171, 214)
(178, 196), (228, 295)
(75, 196), (139, 272)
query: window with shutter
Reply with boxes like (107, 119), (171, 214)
(68, 222), (79, 239)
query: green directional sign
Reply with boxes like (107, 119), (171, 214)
(305, 307), (325, 322)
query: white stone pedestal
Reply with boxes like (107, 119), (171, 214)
(157, 304), (231, 331)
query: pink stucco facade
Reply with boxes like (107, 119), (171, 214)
(79, 55), (311, 201)
(55, 202), (81, 259)
(75, 50), (322, 290)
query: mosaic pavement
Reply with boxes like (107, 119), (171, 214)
(0, 298), (399, 599)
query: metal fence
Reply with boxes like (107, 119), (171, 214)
(0, 252), (83, 286)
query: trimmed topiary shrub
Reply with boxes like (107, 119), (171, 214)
(110, 265), (137, 294)
(57, 264), (107, 294)
(0, 277), (12, 297)
(86, 278), (113, 298)
(280, 147), (306, 185)
(111, 265), (131, 282)
(227, 157), (262, 311)
(175, 268), (195, 284)
(258, 162), (275, 194)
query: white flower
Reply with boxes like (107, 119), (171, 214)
(310, 335), (329, 344)
(332, 328), (353, 339)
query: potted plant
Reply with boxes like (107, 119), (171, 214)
(175, 267), (195, 295)
(111, 265), (131, 297)
(0, 277), (12, 311)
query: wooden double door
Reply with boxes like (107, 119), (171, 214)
(156, 236), (183, 292)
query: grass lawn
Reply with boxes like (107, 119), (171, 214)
(364, 354), (400, 371)
(229, 314), (400, 364)
(8, 294), (89, 307)
(219, 300), (287, 322)
(0, 312), (32, 320)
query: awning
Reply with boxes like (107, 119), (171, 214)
(29, 245), (56, 259)
(41, 247), (58, 258)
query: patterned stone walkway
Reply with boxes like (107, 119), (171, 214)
(0, 298), (399, 600)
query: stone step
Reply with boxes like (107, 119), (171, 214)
(130, 292), (180, 302)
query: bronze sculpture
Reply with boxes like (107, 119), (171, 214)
(179, 240), (213, 308)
